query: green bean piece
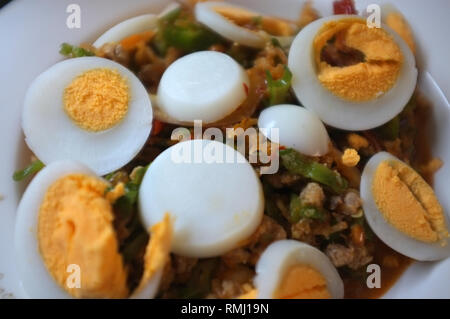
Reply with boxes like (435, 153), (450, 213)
(13, 160), (44, 181)
(289, 194), (325, 223)
(155, 7), (222, 54)
(59, 43), (94, 58)
(280, 148), (348, 193)
(265, 66), (292, 106)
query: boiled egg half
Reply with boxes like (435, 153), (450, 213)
(195, 1), (297, 49)
(360, 152), (450, 260)
(22, 56), (152, 175)
(254, 240), (344, 299)
(288, 15), (417, 130)
(14, 160), (171, 298)
(258, 104), (330, 156)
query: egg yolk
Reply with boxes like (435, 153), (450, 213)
(38, 174), (128, 298)
(134, 213), (173, 295)
(274, 264), (331, 299)
(313, 18), (403, 102)
(385, 12), (415, 54)
(64, 68), (129, 132)
(372, 160), (449, 245)
(342, 148), (360, 167)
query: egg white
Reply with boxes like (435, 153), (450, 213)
(254, 240), (344, 299)
(22, 56), (153, 176)
(195, 1), (267, 49)
(288, 15), (418, 131)
(361, 152), (450, 261)
(15, 160), (164, 298)
(93, 14), (158, 48)
(138, 139), (264, 258)
(157, 51), (249, 124)
(14, 161), (95, 298)
(258, 104), (330, 156)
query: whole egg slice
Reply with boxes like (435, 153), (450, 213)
(258, 104), (330, 156)
(22, 56), (152, 175)
(157, 51), (249, 124)
(14, 160), (169, 298)
(288, 15), (417, 131)
(254, 240), (344, 299)
(360, 152), (450, 260)
(138, 139), (264, 258)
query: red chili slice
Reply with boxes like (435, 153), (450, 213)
(333, 0), (357, 14)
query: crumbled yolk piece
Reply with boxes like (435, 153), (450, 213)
(386, 12), (415, 54)
(38, 174), (128, 298)
(314, 18), (403, 102)
(64, 68), (129, 132)
(274, 265), (331, 299)
(372, 160), (449, 245)
(347, 133), (369, 150)
(134, 213), (173, 296)
(214, 6), (295, 36)
(342, 148), (360, 167)
(105, 182), (125, 203)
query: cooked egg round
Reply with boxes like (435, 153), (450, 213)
(258, 104), (330, 156)
(254, 240), (344, 299)
(361, 152), (450, 260)
(93, 14), (158, 48)
(22, 56), (152, 176)
(288, 15), (417, 131)
(14, 161), (127, 298)
(138, 139), (264, 258)
(195, 2), (296, 49)
(15, 160), (168, 298)
(157, 51), (249, 124)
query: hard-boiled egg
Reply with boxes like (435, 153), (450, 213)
(93, 3), (181, 48)
(15, 160), (170, 298)
(254, 240), (344, 299)
(381, 4), (415, 54)
(195, 1), (296, 49)
(258, 104), (329, 156)
(138, 139), (264, 258)
(288, 15), (417, 131)
(157, 51), (249, 124)
(22, 56), (152, 175)
(93, 14), (158, 48)
(360, 152), (450, 261)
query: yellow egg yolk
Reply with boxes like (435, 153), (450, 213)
(372, 160), (449, 245)
(38, 174), (128, 298)
(385, 12), (415, 54)
(64, 68), (129, 132)
(342, 148), (360, 167)
(134, 213), (173, 296)
(274, 264), (331, 299)
(314, 18), (403, 102)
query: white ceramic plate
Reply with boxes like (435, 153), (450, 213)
(0, 0), (449, 298)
